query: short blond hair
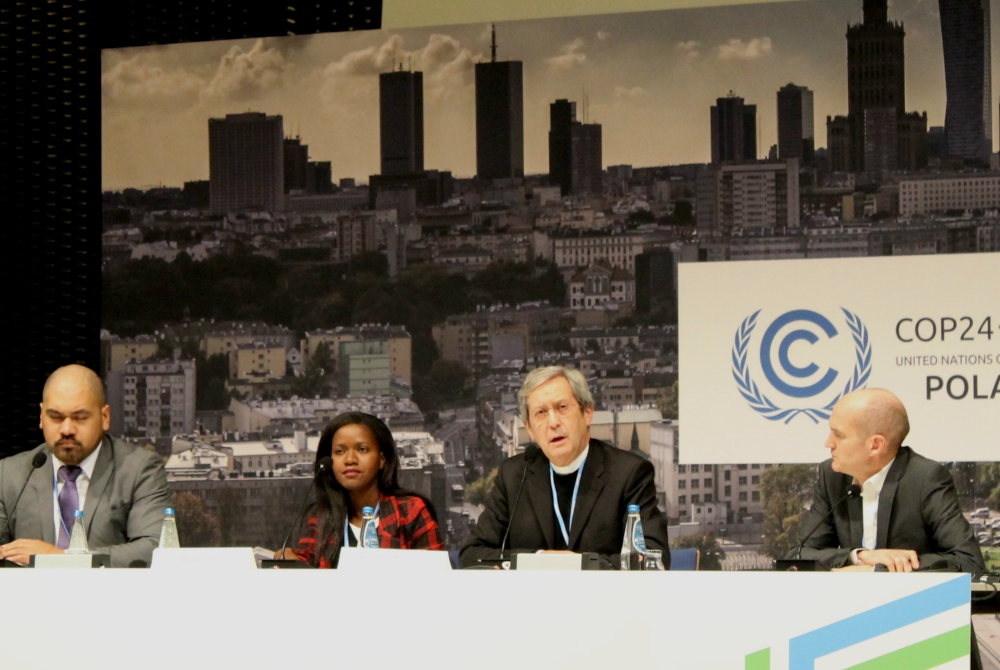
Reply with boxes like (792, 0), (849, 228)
(517, 366), (594, 422)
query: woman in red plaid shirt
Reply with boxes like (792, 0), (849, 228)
(290, 412), (444, 568)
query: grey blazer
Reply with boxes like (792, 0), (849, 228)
(0, 435), (171, 567)
(795, 446), (985, 575)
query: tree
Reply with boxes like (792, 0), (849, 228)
(293, 342), (334, 398)
(760, 464), (817, 560)
(670, 532), (725, 570)
(429, 360), (469, 403)
(657, 380), (678, 420)
(465, 469), (498, 506)
(171, 491), (221, 547)
(196, 352), (232, 411)
(672, 201), (693, 223)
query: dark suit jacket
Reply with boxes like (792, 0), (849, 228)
(795, 446), (984, 574)
(0, 435), (172, 567)
(459, 439), (670, 569)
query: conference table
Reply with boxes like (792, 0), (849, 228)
(0, 566), (973, 669)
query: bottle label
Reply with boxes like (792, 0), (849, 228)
(633, 519), (646, 552)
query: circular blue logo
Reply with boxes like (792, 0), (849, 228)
(732, 308), (872, 424)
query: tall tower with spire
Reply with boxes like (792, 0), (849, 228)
(475, 25), (524, 180)
(827, 0), (926, 174)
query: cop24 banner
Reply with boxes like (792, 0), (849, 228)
(678, 253), (1000, 463)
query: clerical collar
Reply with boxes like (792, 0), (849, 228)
(551, 445), (589, 475)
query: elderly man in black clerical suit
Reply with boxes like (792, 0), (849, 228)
(460, 366), (669, 569)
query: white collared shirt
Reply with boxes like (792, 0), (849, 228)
(850, 457), (895, 564)
(51, 441), (103, 539)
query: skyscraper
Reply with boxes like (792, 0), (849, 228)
(379, 70), (424, 176)
(777, 84), (815, 164)
(549, 99), (576, 195)
(571, 122), (603, 196)
(548, 98), (602, 196)
(475, 26), (524, 180)
(283, 137), (308, 193)
(939, 0), (992, 164)
(208, 112), (284, 214)
(710, 93), (757, 163)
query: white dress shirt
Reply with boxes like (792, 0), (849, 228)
(850, 457), (895, 564)
(51, 442), (102, 540)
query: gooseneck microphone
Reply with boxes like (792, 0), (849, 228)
(499, 444), (540, 561)
(0, 452), (49, 550)
(277, 456), (332, 560)
(795, 483), (861, 560)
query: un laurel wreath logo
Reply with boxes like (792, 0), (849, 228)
(732, 308), (872, 424)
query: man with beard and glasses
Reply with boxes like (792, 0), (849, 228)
(0, 365), (171, 567)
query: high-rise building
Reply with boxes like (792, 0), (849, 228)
(938, 0), (992, 164)
(571, 123), (603, 196)
(475, 26), (524, 180)
(710, 94), (757, 163)
(283, 137), (308, 193)
(208, 112), (284, 214)
(777, 84), (815, 163)
(827, 0), (929, 174)
(106, 358), (197, 439)
(548, 99), (602, 196)
(379, 70), (424, 175)
(696, 159), (800, 232)
(549, 99), (576, 195)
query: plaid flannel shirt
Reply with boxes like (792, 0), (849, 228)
(294, 492), (444, 568)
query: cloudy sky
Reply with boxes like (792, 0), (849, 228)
(101, 0), (999, 191)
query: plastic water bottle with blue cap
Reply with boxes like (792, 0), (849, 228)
(66, 510), (90, 554)
(620, 504), (646, 571)
(158, 507), (181, 549)
(360, 506), (379, 548)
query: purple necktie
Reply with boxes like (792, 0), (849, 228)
(56, 465), (82, 550)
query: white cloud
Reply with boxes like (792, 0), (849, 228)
(202, 40), (289, 101)
(318, 34), (480, 113)
(596, 30), (611, 41)
(614, 85), (648, 101)
(675, 40), (701, 61)
(717, 37), (773, 61)
(545, 38), (587, 71)
(101, 57), (204, 109)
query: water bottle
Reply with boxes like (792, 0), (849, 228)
(159, 507), (181, 549)
(620, 504), (646, 571)
(360, 506), (379, 548)
(66, 510), (90, 554)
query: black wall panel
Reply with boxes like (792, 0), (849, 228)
(0, 1), (382, 459)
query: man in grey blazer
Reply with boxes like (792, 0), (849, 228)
(0, 364), (171, 567)
(795, 388), (983, 574)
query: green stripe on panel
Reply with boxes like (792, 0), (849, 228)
(844, 625), (970, 670)
(745, 647), (770, 670)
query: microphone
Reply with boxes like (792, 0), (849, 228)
(276, 456), (332, 560)
(0, 452), (48, 555)
(795, 483), (861, 560)
(499, 443), (540, 561)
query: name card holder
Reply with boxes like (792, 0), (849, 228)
(31, 554), (110, 569)
(151, 547), (257, 571)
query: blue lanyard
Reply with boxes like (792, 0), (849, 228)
(549, 458), (586, 546)
(344, 501), (380, 547)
